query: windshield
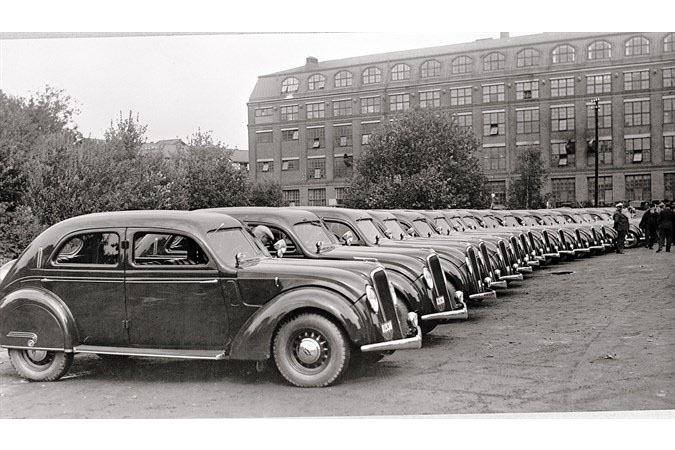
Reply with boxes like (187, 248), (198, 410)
(520, 215), (540, 226)
(293, 221), (338, 251)
(461, 215), (480, 229)
(414, 218), (437, 237)
(542, 215), (562, 225)
(434, 217), (453, 234)
(581, 214), (594, 222)
(207, 227), (267, 266)
(481, 215), (500, 228)
(572, 214), (584, 223)
(384, 218), (410, 239)
(502, 215), (521, 227)
(356, 219), (388, 244)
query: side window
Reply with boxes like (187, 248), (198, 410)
(133, 232), (208, 266)
(268, 227), (300, 256)
(325, 220), (362, 245)
(55, 232), (120, 265)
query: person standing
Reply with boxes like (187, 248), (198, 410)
(613, 203), (630, 254)
(639, 204), (658, 249)
(656, 203), (674, 253)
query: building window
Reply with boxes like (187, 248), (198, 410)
(361, 96), (381, 114)
(255, 107), (273, 118)
(307, 158), (326, 179)
(665, 173), (675, 201)
(308, 74), (326, 91)
(625, 137), (651, 163)
(551, 106), (575, 132)
(334, 125), (353, 147)
(283, 189), (300, 206)
(625, 36), (650, 56)
(256, 131), (273, 143)
(483, 111), (505, 136)
(450, 87), (472, 106)
(587, 139), (613, 166)
(257, 160), (273, 172)
(516, 80), (539, 100)
(624, 100), (650, 127)
(455, 113), (472, 129)
(389, 93), (410, 112)
(391, 63), (411, 81)
(664, 98), (674, 124)
(333, 99), (352, 117)
(517, 48), (540, 67)
(280, 105), (298, 121)
(488, 181), (507, 205)
(588, 40), (612, 60)
(483, 52), (505, 71)
(665, 34), (675, 52)
(586, 103), (612, 129)
(281, 77), (299, 93)
(307, 127), (325, 149)
(664, 135), (673, 161)
(451, 56), (472, 74)
(419, 90), (440, 109)
(482, 84), (505, 103)
(588, 176), (614, 205)
(664, 68), (675, 88)
(552, 45), (575, 64)
(362, 67), (382, 84)
(586, 74), (611, 94)
(516, 109), (540, 134)
(483, 146), (506, 171)
(308, 188), (326, 206)
(551, 141), (576, 167)
(335, 71), (353, 87)
(281, 129), (299, 141)
(551, 77), (575, 97)
(625, 174), (651, 202)
(306, 102), (325, 120)
(281, 158), (299, 171)
(624, 70), (650, 91)
(421, 60), (441, 78)
(334, 155), (353, 179)
(361, 122), (379, 146)
(335, 187), (347, 205)
(551, 178), (576, 204)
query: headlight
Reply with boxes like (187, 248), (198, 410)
(512, 263), (518, 269)
(495, 269), (501, 277)
(422, 267), (434, 290)
(531, 250), (536, 257)
(388, 282), (398, 306)
(484, 276), (492, 287)
(365, 285), (379, 313)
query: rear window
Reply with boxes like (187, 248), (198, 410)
(55, 232), (120, 265)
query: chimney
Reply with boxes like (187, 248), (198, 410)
(305, 56), (318, 69)
(500, 32), (510, 39)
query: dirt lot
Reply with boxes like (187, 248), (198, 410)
(1, 247), (673, 418)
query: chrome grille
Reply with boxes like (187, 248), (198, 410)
(370, 268), (403, 340)
(427, 253), (449, 311)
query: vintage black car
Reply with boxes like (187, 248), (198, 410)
(0, 211), (421, 388)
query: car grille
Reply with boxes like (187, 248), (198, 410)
(466, 245), (483, 291)
(371, 268), (403, 340)
(498, 239), (512, 272)
(427, 253), (450, 311)
(479, 241), (495, 278)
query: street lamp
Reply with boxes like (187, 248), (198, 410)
(592, 97), (600, 207)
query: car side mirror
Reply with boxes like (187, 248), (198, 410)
(273, 240), (287, 258)
(384, 229), (393, 239)
(446, 229), (451, 235)
(341, 231), (354, 246)
(235, 252), (244, 268)
(316, 241), (323, 253)
(375, 235), (380, 245)
(427, 232), (432, 238)
(399, 233), (404, 240)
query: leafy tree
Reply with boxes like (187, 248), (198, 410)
(104, 111), (147, 159)
(344, 109), (489, 209)
(249, 181), (283, 207)
(507, 146), (547, 209)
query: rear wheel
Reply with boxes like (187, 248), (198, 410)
(273, 313), (350, 388)
(8, 348), (73, 382)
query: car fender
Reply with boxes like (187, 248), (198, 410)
(0, 288), (79, 351)
(386, 270), (423, 313)
(228, 287), (367, 361)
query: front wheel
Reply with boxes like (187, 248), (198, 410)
(273, 313), (350, 388)
(8, 348), (73, 382)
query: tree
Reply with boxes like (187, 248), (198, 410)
(104, 111), (147, 159)
(507, 146), (547, 209)
(344, 109), (489, 209)
(249, 181), (283, 207)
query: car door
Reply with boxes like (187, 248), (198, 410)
(124, 229), (229, 349)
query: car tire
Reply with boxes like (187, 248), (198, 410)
(273, 313), (350, 388)
(420, 322), (437, 334)
(8, 348), (73, 382)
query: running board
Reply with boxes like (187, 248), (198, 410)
(73, 345), (229, 360)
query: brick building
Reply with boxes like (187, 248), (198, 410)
(247, 32), (675, 206)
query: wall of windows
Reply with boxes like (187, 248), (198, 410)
(256, 131), (273, 143)
(280, 105), (298, 121)
(334, 125), (353, 148)
(391, 63), (411, 81)
(282, 129), (299, 141)
(281, 158), (299, 172)
(587, 176), (613, 204)
(450, 87), (472, 105)
(586, 103), (612, 129)
(586, 74), (611, 94)
(483, 52), (505, 71)
(308, 188), (326, 206)
(483, 84), (505, 103)
(551, 178), (576, 203)
(664, 97), (674, 124)
(625, 136), (651, 163)
(308, 74), (326, 90)
(419, 90), (440, 108)
(451, 56), (472, 74)
(587, 139), (613, 166)
(624, 100), (650, 126)
(334, 71), (352, 87)
(360, 96), (381, 114)
(483, 111), (505, 136)
(625, 36), (650, 56)
(362, 67), (381, 84)
(551, 105), (575, 132)
(307, 157), (326, 180)
(624, 70), (649, 91)
(551, 141), (575, 167)
(588, 41), (612, 60)
(307, 127), (325, 149)
(516, 80), (539, 100)
(552, 45), (575, 64)
(282, 189), (300, 206)
(664, 135), (674, 161)
(306, 102), (325, 119)
(421, 60), (441, 78)
(333, 99), (352, 117)
(551, 78), (575, 97)
(483, 146), (506, 171)
(516, 108), (540, 134)
(455, 113), (472, 129)
(625, 174), (651, 201)
(517, 48), (539, 67)
(389, 93), (410, 112)
(665, 68), (674, 88)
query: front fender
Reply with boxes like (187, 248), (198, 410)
(387, 271), (425, 314)
(228, 287), (367, 361)
(0, 288), (79, 351)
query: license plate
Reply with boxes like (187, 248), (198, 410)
(435, 296), (445, 308)
(381, 321), (393, 334)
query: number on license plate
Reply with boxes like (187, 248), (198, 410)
(381, 321), (393, 334)
(435, 296), (445, 308)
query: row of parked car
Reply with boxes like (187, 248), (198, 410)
(0, 206), (637, 387)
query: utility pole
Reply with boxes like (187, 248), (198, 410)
(593, 97), (600, 207)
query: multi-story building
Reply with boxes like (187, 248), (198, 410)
(247, 32), (675, 206)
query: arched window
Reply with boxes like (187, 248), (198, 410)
(451, 55), (473, 74)
(362, 67), (382, 84)
(421, 59), (441, 78)
(587, 40), (612, 60)
(308, 74), (326, 90)
(281, 77), (299, 93)
(625, 36), (650, 56)
(334, 70), (353, 87)
(552, 45), (575, 64)
(391, 63), (411, 81)
(663, 33), (674, 53)
(483, 52), (505, 71)
(517, 48), (540, 67)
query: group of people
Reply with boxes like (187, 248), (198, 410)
(637, 202), (675, 252)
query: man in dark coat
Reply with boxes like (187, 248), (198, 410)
(639, 204), (658, 249)
(613, 203), (630, 254)
(656, 203), (675, 253)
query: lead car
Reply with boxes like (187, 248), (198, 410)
(0, 211), (421, 388)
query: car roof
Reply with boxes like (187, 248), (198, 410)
(202, 207), (322, 227)
(300, 206), (375, 221)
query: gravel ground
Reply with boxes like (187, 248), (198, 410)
(1, 247), (673, 418)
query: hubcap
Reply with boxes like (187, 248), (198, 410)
(297, 338), (321, 365)
(289, 329), (330, 371)
(27, 349), (48, 363)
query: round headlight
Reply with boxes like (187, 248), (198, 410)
(531, 250), (536, 257)
(512, 263), (518, 269)
(495, 269), (501, 277)
(365, 285), (379, 313)
(422, 267), (434, 290)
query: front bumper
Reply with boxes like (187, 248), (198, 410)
(490, 279), (508, 289)
(361, 319), (423, 353)
(559, 250), (575, 256)
(574, 248), (590, 254)
(590, 245), (604, 251)
(526, 260), (540, 267)
(517, 266), (533, 273)
(544, 252), (560, 258)
(469, 289), (497, 300)
(421, 301), (469, 321)
(500, 273), (524, 282)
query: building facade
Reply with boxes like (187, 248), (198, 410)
(247, 32), (675, 206)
